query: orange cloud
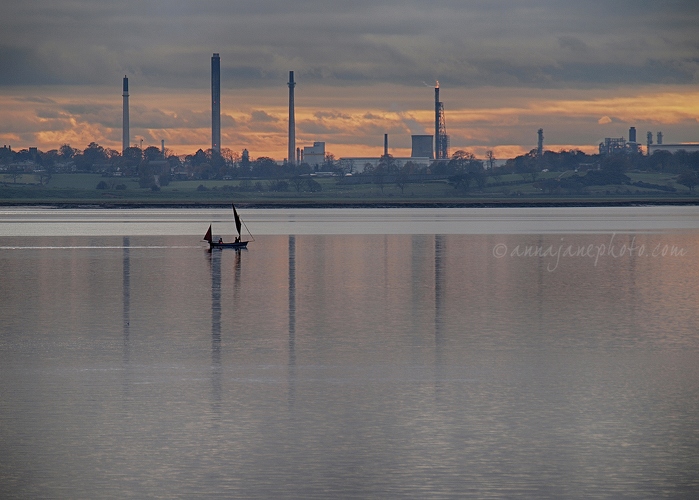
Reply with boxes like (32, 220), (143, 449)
(1, 84), (697, 159)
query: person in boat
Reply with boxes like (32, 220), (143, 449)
(218, 238), (223, 244)
(235, 236), (240, 243)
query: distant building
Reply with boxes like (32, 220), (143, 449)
(338, 157), (431, 174)
(648, 143), (699, 154)
(600, 127), (651, 155)
(599, 137), (627, 155)
(302, 142), (325, 168)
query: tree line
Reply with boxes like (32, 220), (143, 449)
(2, 141), (698, 192)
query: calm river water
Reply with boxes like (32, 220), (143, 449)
(1, 206), (698, 498)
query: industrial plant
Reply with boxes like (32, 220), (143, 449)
(3, 58), (697, 199)
(112, 53), (698, 176)
(597, 127), (699, 156)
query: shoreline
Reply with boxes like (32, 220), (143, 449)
(1, 198), (698, 209)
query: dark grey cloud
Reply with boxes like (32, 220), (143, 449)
(250, 110), (279, 123)
(1, 0), (697, 90)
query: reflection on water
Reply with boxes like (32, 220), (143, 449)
(123, 236), (130, 359)
(0, 209), (698, 498)
(210, 249), (222, 410)
(434, 234), (446, 397)
(288, 235), (296, 409)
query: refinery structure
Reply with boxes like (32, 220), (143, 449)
(434, 82), (449, 160)
(598, 127), (699, 156)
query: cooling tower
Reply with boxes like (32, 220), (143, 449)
(412, 135), (434, 159)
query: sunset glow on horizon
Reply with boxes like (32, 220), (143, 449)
(1, 84), (697, 160)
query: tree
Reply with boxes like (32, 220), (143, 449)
(291, 176), (306, 193)
(35, 167), (53, 185)
(206, 148), (226, 172)
(601, 154), (631, 174)
(306, 178), (322, 192)
(448, 173), (471, 191)
(143, 146), (162, 162)
(402, 161), (423, 174)
(510, 150), (539, 182)
(59, 144), (75, 161)
(448, 150), (474, 173)
(373, 165), (386, 193)
(104, 148), (121, 161)
(471, 169), (487, 189)
(221, 148), (240, 165)
(485, 150), (496, 170)
(395, 164), (411, 194)
(336, 158), (353, 176)
(122, 147), (143, 167)
(251, 157), (278, 178)
(220, 148), (240, 178)
(82, 142), (107, 168)
(323, 153), (336, 171)
(378, 154), (398, 174)
(4, 168), (22, 184)
(676, 170), (699, 192)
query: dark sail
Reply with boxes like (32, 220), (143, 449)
(233, 204), (242, 237)
(204, 224), (212, 242)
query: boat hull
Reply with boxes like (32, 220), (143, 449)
(209, 241), (248, 249)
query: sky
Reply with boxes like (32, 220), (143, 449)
(1, 0), (698, 160)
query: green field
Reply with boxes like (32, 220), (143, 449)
(0, 172), (696, 206)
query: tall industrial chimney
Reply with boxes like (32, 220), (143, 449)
(122, 76), (129, 153)
(434, 81), (448, 159)
(384, 134), (388, 156)
(537, 128), (544, 158)
(211, 53), (221, 152)
(288, 71), (296, 165)
(435, 83), (440, 160)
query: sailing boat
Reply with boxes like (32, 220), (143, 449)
(204, 203), (253, 249)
